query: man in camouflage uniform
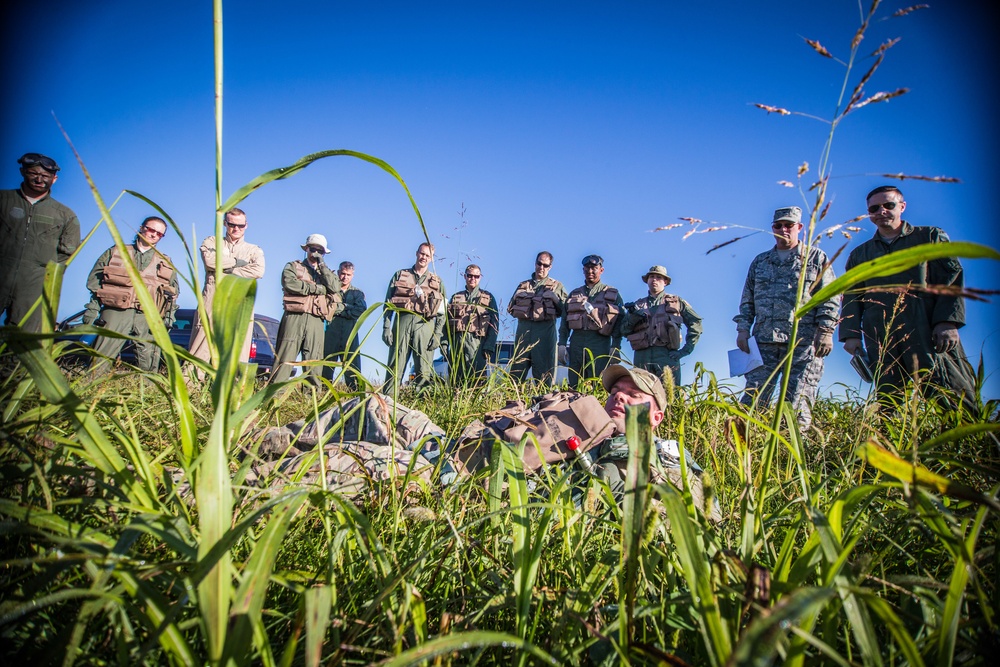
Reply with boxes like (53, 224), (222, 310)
(558, 255), (625, 389)
(441, 264), (499, 385)
(84, 216), (180, 373)
(323, 260), (367, 389)
(840, 185), (976, 406)
(734, 206), (839, 429)
(1, 153), (80, 331)
(270, 234), (342, 385)
(383, 242), (446, 390)
(621, 265), (702, 385)
(508, 251), (568, 385)
(187, 208), (266, 370)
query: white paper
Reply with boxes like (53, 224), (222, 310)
(728, 337), (763, 377)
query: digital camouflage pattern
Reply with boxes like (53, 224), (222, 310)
(734, 243), (838, 428)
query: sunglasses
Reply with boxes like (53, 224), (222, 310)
(307, 246), (325, 253)
(771, 221), (799, 229)
(225, 222), (246, 229)
(142, 227), (165, 238)
(867, 201), (899, 214)
(535, 261), (551, 268)
(18, 153), (60, 172)
(465, 273), (481, 279)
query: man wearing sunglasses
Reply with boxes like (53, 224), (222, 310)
(839, 186), (976, 407)
(733, 206), (839, 430)
(507, 251), (568, 385)
(441, 264), (499, 385)
(187, 208), (266, 374)
(84, 216), (180, 373)
(271, 234), (342, 385)
(1, 153), (80, 332)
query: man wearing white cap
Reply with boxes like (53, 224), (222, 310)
(270, 234), (342, 384)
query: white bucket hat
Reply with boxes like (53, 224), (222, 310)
(301, 234), (330, 254)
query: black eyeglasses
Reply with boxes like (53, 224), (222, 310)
(867, 201), (899, 214)
(18, 153), (60, 172)
(225, 222), (246, 229)
(465, 273), (481, 279)
(535, 261), (551, 268)
(771, 222), (798, 229)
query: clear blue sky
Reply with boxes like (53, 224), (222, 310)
(3, 1), (998, 398)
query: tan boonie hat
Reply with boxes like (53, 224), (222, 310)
(772, 206), (802, 224)
(301, 234), (331, 254)
(601, 364), (668, 412)
(641, 265), (671, 285)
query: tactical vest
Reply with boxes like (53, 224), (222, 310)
(508, 278), (562, 322)
(389, 269), (444, 319)
(626, 293), (683, 351)
(448, 290), (494, 337)
(282, 262), (344, 321)
(95, 247), (177, 315)
(455, 391), (616, 474)
(565, 286), (620, 336)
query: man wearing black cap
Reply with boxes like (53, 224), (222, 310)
(1, 153), (80, 331)
(559, 254), (625, 389)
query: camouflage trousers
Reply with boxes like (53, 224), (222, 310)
(740, 339), (823, 429)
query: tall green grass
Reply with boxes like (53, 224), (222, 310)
(2, 1), (998, 665)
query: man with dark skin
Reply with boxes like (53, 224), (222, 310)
(839, 186), (976, 406)
(559, 255), (624, 389)
(0, 153), (80, 331)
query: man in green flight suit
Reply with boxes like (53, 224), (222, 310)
(441, 263), (499, 385)
(840, 185), (977, 407)
(383, 242), (446, 390)
(323, 260), (367, 390)
(622, 265), (703, 385)
(271, 234), (342, 385)
(508, 251), (568, 385)
(84, 216), (179, 373)
(559, 254), (625, 389)
(1, 153), (80, 331)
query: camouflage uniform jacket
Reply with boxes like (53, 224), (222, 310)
(734, 244), (838, 343)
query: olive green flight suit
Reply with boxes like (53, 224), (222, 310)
(0, 188), (80, 331)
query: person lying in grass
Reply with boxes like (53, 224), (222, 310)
(248, 364), (718, 519)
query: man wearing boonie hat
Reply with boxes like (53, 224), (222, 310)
(733, 206), (839, 430)
(270, 233), (342, 384)
(1, 153), (80, 331)
(620, 264), (702, 385)
(558, 254), (625, 389)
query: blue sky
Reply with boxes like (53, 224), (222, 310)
(3, 1), (998, 398)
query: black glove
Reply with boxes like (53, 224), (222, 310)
(624, 302), (637, 314)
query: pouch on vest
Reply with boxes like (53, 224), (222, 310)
(481, 391), (616, 473)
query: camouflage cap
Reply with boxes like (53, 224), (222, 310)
(772, 206), (802, 224)
(601, 364), (668, 412)
(641, 265), (671, 285)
